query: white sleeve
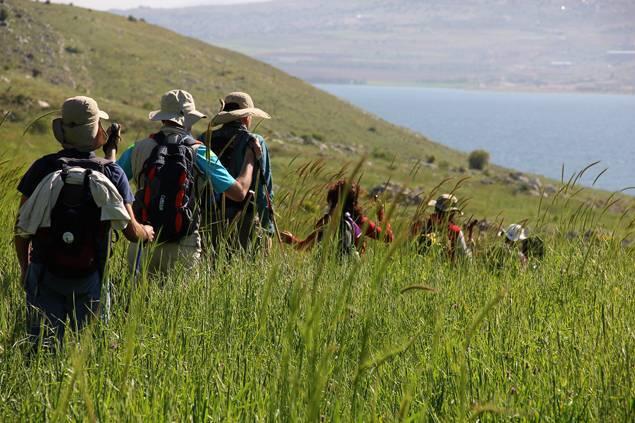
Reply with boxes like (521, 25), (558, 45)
(458, 231), (472, 258)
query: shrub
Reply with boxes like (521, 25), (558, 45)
(128, 15), (138, 22)
(426, 155), (436, 164)
(468, 149), (490, 170)
(64, 46), (81, 54)
(0, 7), (8, 22)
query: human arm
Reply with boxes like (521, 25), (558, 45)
(122, 203), (155, 243)
(224, 147), (257, 202)
(281, 229), (323, 251)
(14, 196), (30, 285)
(195, 138), (262, 202)
(457, 230), (472, 258)
(103, 123), (122, 162)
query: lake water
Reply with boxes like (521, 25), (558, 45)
(316, 84), (635, 192)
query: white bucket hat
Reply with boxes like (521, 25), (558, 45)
(500, 224), (528, 242)
(52, 96), (109, 152)
(149, 89), (207, 128)
(428, 194), (462, 214)
(211, 92), (270, 126)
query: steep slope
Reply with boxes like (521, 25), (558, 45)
(0, 0), (632, 226)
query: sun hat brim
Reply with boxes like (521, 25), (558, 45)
(211, 107), (271, 126)
(149, 109), (206, 121)
(149, 110), (207, 128)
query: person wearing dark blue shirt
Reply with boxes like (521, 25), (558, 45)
(15, 96), (154, 346)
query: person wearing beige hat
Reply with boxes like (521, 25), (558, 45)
(15, 96), (154, 345)
(411, 193), (473, 260)
(115, 89), (261, 273)
(199, 91), (274, 251)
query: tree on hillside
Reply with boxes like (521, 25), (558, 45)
(468, 149), (490, 170)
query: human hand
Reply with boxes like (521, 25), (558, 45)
(103, 123), (122, 156)
(280, 230), (295, 244)
(143, 225), (155, 242)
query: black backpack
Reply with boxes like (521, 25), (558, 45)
(40, 158), (111, 278)
(134, 132), (200, 243)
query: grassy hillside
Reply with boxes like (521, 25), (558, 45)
(0, 0), (633, 231)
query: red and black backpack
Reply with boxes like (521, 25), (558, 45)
(134, 131), (200, 243)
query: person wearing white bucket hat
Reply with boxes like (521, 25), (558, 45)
(115, 89), (262, 274)
(411, 193), (474, 260)
(499, 223), (530, 265)
(15, 96), (155, 345)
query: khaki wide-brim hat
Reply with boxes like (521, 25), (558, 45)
(211, 92), (270, 126)
(52, 96), (109, 152)
(149, 89), (206, 128)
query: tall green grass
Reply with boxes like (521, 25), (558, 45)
(0, 158), (633, 421)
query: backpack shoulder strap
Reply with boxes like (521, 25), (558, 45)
(56, 156), (112, 174)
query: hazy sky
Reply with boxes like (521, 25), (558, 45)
(50, 0), (269, 10)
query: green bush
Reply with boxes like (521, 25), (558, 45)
(468, 149), (490, 170)
(0, 8), (8, 22)
(64, 46), (81, 54)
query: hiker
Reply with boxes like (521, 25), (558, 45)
(498, 224), (529, 265)
(200, 92), (275, 252)
(114, 89), (261, 273)
(411, 194), (474, 260)
(280, 179), (393, 253)
(14, 96), (155, 345)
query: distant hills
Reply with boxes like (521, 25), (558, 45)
(122, 0), (635, 94)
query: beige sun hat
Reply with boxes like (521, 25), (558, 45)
(211, 92), (271, 126)
(428, 194), (462, 214)
(149, 89), (207, 128)
(52, 96), (109, 152)
(500, 224), (528, 242)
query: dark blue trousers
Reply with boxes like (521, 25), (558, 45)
(24, 263), (104, 345)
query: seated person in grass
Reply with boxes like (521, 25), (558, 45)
(499, 223), (530, 265)
(280, 179), (393, 253)
(411, 194), (474, 260)
(15, 96), (154, 346)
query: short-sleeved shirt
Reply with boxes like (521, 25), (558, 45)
(117, 130), (236, 194)
(18, 149), (135, 204)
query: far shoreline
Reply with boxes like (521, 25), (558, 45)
(310, 79), (635, 98)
